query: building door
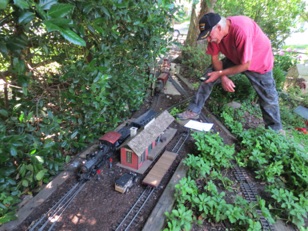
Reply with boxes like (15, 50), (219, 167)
(126, 150), (132, 163)
(141, 151), (146, 162)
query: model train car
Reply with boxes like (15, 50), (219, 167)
(155, 59), (170, 94)
(76, 109), (157, 181)
(115, 172), (138, 194)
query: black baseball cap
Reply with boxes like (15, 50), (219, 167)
(197, 13), (221, 40)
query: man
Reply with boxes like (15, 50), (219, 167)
(177, 12), (282, 131)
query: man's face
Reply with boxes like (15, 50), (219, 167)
(207, 25), (221, 44)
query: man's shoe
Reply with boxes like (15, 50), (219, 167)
(278, 129), (286, 136)
(177, 111), (199, 120)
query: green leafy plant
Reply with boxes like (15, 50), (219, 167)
(274, 51), (299, 72)
(0, 0), (179, 224)
(183, 154), (212, 179)
(180, 44), (211, 79)
(169, 107), (181, 117)
(164, 204), (194, 231)
(167, 100), (307, 229)
(191, 132), (235, 168)
(174, 176), (198, 206)
(269, 188), (308, 228)
(215, 0), (304, 48)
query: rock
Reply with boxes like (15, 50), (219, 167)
(18, 195), (33, 209)
(226, 101), (242, 109)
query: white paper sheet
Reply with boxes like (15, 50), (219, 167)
(184, 120), (214, 132)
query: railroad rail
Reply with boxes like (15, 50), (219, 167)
(233, 164), (275, 231)
(114, 126), (191, 230)
(28, 182), (86, 231)
(27, 59), (273, 231)
(171, 130), (190, 153)
(114, 186), (155, 231)
(167, 73), (274, 230)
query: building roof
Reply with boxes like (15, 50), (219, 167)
(99, 131), (122, 144)
(125, 110), (174, 157)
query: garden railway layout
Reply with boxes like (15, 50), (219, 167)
(1, 55), (301, 231)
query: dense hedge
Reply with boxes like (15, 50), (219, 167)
(0, 0), (176, 223)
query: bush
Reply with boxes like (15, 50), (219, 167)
(181, 44), (211, 79)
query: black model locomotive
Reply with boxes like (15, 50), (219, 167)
(76, 109), (157, 181)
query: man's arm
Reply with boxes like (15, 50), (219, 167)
(206, 55), (251, 92)
(206, 55), (251, 83)
(211, 54), (223, 71)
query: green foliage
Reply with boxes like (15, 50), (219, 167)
(273, 66), (286, 90)
(169, 107), (181, 117)
(180, 44), (211, 78)
(232, 127), (307, 228)
(0, 0), (178, 224)
(269, 188), (308, 228)
(236, 127), (308, 191)
(168, 98), (308, 229)
(220, 109), (244, 135)
(274, 51), (299, 72)
(207, 74), (257, 117)
(183, 154), (212, 179)
(174, 176), (198, 205)
(215, 0), (305, 48)
(166, 132), (273, 230)
(279, 104), (306, 129)
(191, 132), (235, 168)
(273, 50), (303, 101)
(164, 204), (194, 231)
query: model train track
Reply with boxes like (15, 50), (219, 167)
(28, 182), (86, 231)
(171, 130), (190, 153)
(169, 73), (274, 230)
(114, 126), (191, 231)
(233, 164), (275, 231)
(114, 186), (155, 231)
(168, 75), (190, 97)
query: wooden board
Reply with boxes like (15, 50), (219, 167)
(142, 161), (188, 231)
(142, 151), (177, 187)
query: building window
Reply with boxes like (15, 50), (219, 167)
(156, 135), (161, 143)
(126, 150), (132, 163)
(148, 143), (152, 152)
(141, 151), (145, 162)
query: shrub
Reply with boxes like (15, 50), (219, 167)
(180, 44), (211, 79)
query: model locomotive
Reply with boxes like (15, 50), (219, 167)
(76, 109), (157, 181)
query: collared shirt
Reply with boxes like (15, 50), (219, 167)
(206, 15), (274, 74)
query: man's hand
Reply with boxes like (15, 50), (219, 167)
(221, 76), (235, 92)
(204, 70), (235, 92)
(205, 71), (221, 83)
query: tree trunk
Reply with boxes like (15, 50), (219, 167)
(199, 0), (217, 18)
(185, 3), (198, 47)
(185, 0), (217, 48)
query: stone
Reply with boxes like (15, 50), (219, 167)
(226, 101), (242, 109)
(294, 105), (308, 120)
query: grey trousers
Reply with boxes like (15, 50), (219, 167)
(188, 59), (282, 131)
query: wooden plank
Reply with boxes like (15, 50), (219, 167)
(142, 161), (188, 231)
(142, 151), (177, 187)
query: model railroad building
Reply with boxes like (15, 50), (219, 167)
(118, 110), (177, 172)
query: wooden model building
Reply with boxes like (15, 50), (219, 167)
(119, 110), (176, 171)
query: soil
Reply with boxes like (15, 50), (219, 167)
(12, 81), (232, 231)
(8, 52), (268, 231)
